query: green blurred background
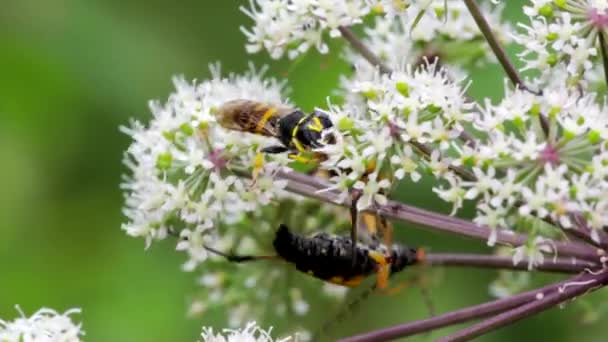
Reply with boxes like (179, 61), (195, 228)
(0, 1), (606, 341)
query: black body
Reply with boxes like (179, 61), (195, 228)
(272, 224), (418, 285)
(274, 110), (335, 152)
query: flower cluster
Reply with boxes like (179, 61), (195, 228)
(122, 67), (352, 327)
(241, 0), (510, 62)
(320, 60), (475, 210)
(437, 80), (608, 252)
(514, 0), (608, 83)
(344, 1), (509, 73)
(122, 0), (608, 338)
(240, 0), (370, 59)
(122, 64), (291, 270)
(0, 307), (83, 342)
(200, 321), (295, 342)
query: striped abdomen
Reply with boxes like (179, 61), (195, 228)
(215, 99), (294, 137)
(272, 224), (418, 287)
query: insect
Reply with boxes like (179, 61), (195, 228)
(215, 99), (335, 163)
(203, 224), (422, 288)
(215, 99), (396, 286)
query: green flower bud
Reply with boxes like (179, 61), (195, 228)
(396, 81), (410, 97)
(162, 130), (176, 142)
(156, 152), (173, 171)
(538, 4), (554, 18)
(362, 89), (378, 100)
(588, 130), (601, 144)
(529, 103), (541, 116)
(337, 117), (354, 131)
(180, 123), (194, 136)
(553, 0), (566, 9)
(563, 129), (576, 141)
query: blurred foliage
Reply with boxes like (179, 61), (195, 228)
(0, 0), (607, 341)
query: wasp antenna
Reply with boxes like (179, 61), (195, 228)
(202, 244), (277, 263)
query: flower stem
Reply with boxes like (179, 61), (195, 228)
(409, 141), (477, 181)
(598, 31), (608, 90)
(438, 270), (608, 342)
(462, 0), (523, 91)
(338, 272), (591, 342)
(424, 253), (594, 274)
(462, 0), (548, 134)
(273, 170), (599, 261)
(338, 26), (391, 74)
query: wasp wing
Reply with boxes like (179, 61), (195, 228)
(215, 99), (293, 137)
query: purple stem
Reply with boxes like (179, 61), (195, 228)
(338, 26), (391, 74)
(338, 273), (586, 342)
(571, 212), (608, 249)
(424, 253), (595, 274)
(439, 270), (608, 342)
(276, 170), (600, 261)
(462, 0), (548, 134)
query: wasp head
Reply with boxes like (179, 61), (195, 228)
(297, 110), (335, 149)
(389, 245), (419, 273)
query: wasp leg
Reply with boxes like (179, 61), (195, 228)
(261, 145), (289, 154)
(378, 215), (394, 287)
(368, 250), (390, 290)
(250, 152), (265, 188)
(313, 282), (377, 341)
(381, 280), (411, 296)
(202, 244), (278, 263)
(287, 153), (318, 164)
(350, 189), (363, 267)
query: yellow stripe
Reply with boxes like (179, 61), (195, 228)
(256, 107), (277, 133)
(308, 117), (323, 132)
(291, 114), (310, 138)
(292, 139), (306, 152)
(288, 153), (313, 163)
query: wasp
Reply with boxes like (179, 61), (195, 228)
(215, 100), (395, 285)
(215, 99), (335, 163)
(203, 224), (422, 288)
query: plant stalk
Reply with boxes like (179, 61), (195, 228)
(438, 270), (608, 342)
(274, 170), (600, 261)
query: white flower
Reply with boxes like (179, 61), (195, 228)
(0, 306), (83, 342)
(474, 203), (509, 246)
(390, 145), (421, 182)
(177, 225), (214, 271)
(512, 237), (555, 270)
(241, 0), (370, 59)
(122, 64), (288, 255)
(463, 167), (500, 200)
(514, 0), (608, 81)
(316, 169), (357, 204)
(361, 127), (393, 161)
(433, 175), (466, 215)
(353, 172), (391, 210)
(200, 321), (292, 342)
(344, 1), (509, 80)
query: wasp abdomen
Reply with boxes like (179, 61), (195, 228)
(273, 225), (382, 286)
(215, 99), (293, 137)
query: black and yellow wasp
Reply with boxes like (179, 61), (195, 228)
(215, 99), (335, 163)
(214, 99), (397, 288)
(204, 224), (422, 289)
